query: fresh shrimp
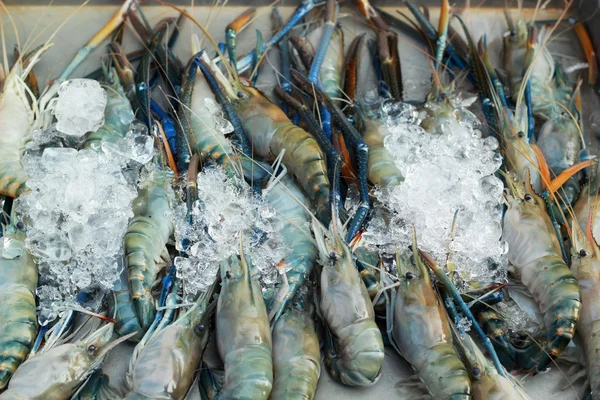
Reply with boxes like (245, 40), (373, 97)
(0, 214), (37, 389)
(313, 219), (384, 387)
(385, 245), (471, 399)
(126, 163), (175, 333)
(270, 288), (321, 400)
(123, 281), (218, 399)
(216, 251), (273, 399)
(503, 172), (581, 372)
(0, 323), (133, 400)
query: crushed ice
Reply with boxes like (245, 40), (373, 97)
(174, 167), (289, 302)
(363, 100), (507, 289)
(54, 79), (107, 137)
(16, 122), (155, 320)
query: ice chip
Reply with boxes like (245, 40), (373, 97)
(54, 79), (107, 136)
(128, 127), (154, 164)
(214, 116), (234, 135)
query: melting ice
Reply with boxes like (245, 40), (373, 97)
(16, 123), (154, 320)
(363, 101), (507, 288)
(174, 167), (289, 302)
(54, 79), (107, 137)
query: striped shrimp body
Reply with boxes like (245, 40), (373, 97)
(362, 118), (403, 188)
(389, 250), (471, 399)
(313, 222), (384, 386)
(459, 333), (530, 400)
(271, 290), (321, 400)
(233, 85), (331, 224)
(264, 175), (317, 324)
(126, 164), (175, 333)
(570, 220), (600, 398)
(124, 284), (218, 400)
(216, 253), (273, 399)
(82, 67), (135, 150)
(0, 324), (131, 400)
(0, 217), (37, 389)
(0, 47), (48, 198)
(109, 270), (144, 343)
(180, 56), (241, 179)
(502, 174), (581, 372)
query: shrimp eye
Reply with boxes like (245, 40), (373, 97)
(329, 252), (338, 260)
(225, 271), (232, 279)
(194, 324), (206, 335)
(16, 221), (24, 230)
(517, 131), (525, 138)
(405, 272), (416, 280)
(524, 194), (532, 201)
(87, 344), (96, 353)
(580, 249), (587, 257)
(237, 91), (248, 99)
(472, 367), (481, 376)
(510, 29), (516, 37)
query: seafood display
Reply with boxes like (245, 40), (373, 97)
(2, 1), (600, 399)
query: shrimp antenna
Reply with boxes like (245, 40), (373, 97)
(158, 0), (237, 82)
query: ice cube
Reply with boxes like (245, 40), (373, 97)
(54, 79), (107, 137)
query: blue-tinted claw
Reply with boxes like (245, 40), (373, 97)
(251, 30), (265, 84)
(234, 0), (318, 73)
(193, 53), (252, 157)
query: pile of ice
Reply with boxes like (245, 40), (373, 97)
(174, 167), (289, 302)
(362, 100), (507, 288)
(54, 79), (107, 137)
(17, 122), (154, 321)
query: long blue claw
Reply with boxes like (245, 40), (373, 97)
(419, 250), (507, 378)
(194, 53), (253, 157)
(151, 100), (178, 157)
(291, 70), (371, 242)
(524, 80), (535, 140)
(234, 0), (318, 73)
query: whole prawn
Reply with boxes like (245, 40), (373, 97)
(216, 252), (273, 399)
(502, 173), (581, 372)
(386, 245), (471, 399)
(126, 163), (175, 332)
(0, 215), (37, 389)
(313, 220), (384, 387)
(270, 288), (321, 400)
(0, 323), (132, 400)
(123, 281), (218, 399)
